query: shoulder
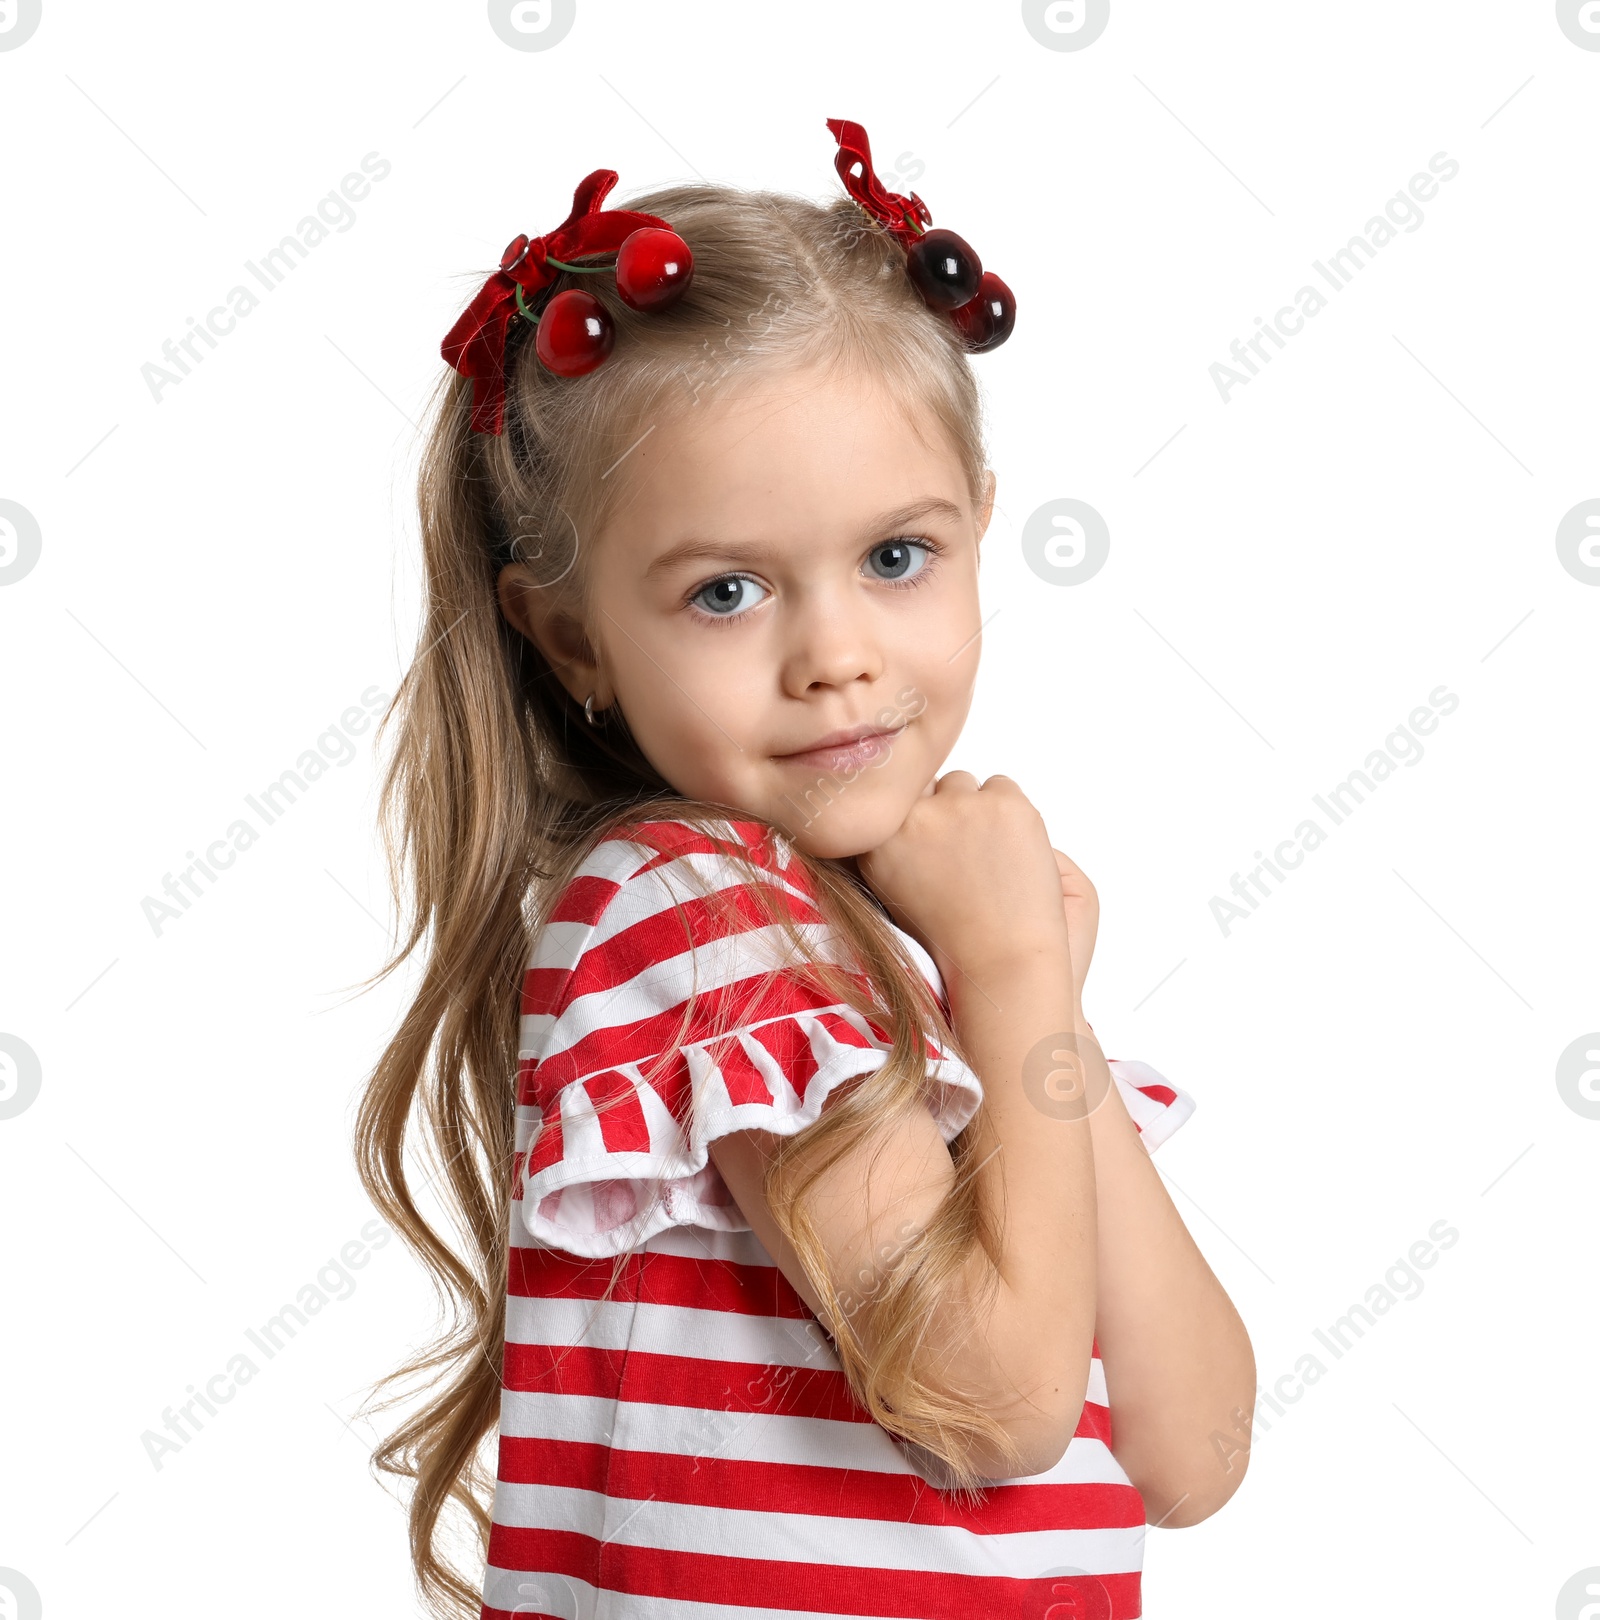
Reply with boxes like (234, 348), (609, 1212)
(571, 814), (814, 918)
(527, 814), (822, 1000)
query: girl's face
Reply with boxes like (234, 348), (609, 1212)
(502, 359), (995, 860)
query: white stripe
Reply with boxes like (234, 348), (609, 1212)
(543, 917), (858, 1067)
(495, 1387), (1132, 1490)
(480, 1563), (923, 1620)
(528, 915), (605, 975)
(642, 1222), (771, 1262)
(1108, 1058), (1196, 1152)
(507, 1291), (835, 1364)
(504, 1291), (1116, 1418)
(567, 838), (819, 961)
(484, 1481), (1146, 1576)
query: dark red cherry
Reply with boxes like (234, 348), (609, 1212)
(615, 227), (694, 312)
(950, 271), (1016, 352)
(535, 287), (615, 376)
(906, 227), (983, 310)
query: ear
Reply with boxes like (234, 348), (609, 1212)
(975, 469), (997, 547)
(496, 565), (608, 707)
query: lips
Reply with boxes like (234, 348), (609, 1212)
(773, 724), (905, 772)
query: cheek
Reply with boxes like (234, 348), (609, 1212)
(886, 605), (980, 734)
(609, 627), (761, 791)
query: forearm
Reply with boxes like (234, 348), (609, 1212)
(1083, 1034), (1256, 1523)
(929, 948), (1099, 1473)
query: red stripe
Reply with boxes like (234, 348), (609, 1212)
(481, 1528), (1135, 1619)
(507, 1244), (815, 1318)
(560, 879), (827, 1009)
(504, 1342), (867, 1422)
(547, 873), (620, 927)
(1077, 1395), (1114, 1448)
(1132, 1080), (1177, 1108)
(636, 1045), (691, 1121)
(606, 818), (784, 878)
(527, 975), (861, 1097)
(514, 1056), (539, 1109)
(749, 1013), (822, 1103)
(810, 1009), (871, 1052)
(706, 1031), (775, 1107)
(495, 1432), (1143, 1534)
(527, 1105), (564, 1178)
(521, 967), (568, 1019)
(504, 1339), (1118, 1450)
(583, 1069), (650, 1155)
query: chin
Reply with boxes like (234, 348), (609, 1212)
(768, 786), (915, 861)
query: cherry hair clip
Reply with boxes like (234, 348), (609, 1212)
(442, 118), (1016, 436)
(441, 170), (694, 434)
(824, 117), (1015, 354)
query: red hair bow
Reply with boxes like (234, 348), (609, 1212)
(825, 118), (932, 249)
(440, 170), (674, 434)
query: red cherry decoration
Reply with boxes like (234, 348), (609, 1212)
(615, 227), (694, 312)
(500, 231), (550, 287)
(950, 272), (1016, 353)
(906, 227), (984, 311)
(535, 287), (615, 376)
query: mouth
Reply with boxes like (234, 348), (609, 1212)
(772, 724), (906, 773)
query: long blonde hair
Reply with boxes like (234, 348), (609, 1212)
(353, 178), (1023, 1619)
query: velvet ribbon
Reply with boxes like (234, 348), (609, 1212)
(825, 117), (932, 249)
(440, 168), (674, 434)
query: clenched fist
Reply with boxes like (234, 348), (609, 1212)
(857, 772), (1075, 1000)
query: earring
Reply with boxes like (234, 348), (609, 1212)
(584, 693), (601, 726)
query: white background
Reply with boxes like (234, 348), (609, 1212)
(1, 2), (1596, 1616)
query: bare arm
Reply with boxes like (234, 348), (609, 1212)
(1081, 1038), (1256, 1525)
(1048, 847), (1256, 1525)
(711, 773), (1102, 1480)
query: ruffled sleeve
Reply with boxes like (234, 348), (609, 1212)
(512, 821), (984, 1259)
(893, 930), (1197, 1153)
(1106, 1057), (1196, 1152)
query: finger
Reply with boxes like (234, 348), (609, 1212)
(934, 770), (979, 794)
(1053, 847), (1088, 880)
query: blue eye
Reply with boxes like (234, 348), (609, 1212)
(865, 539), (931, 582)
(691, 575), (769, 617)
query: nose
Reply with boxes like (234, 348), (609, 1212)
(778, 583), (884, 698)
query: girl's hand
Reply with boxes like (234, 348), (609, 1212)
(857, 772), (1072, 994)
(1052, 847), (1099, 1009)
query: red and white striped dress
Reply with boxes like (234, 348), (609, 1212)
(480, 817), (1196, 1620)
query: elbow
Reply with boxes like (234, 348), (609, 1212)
(956, 1339), (1095, 1483)
(958, 1396), (1088, 1484)
(995, 1421), (1077, 1483)
(1133, 1442), (1252, 1528)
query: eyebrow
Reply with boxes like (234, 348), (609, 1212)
(643, 495), (969, 578)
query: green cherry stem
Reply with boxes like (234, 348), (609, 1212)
(517, 253), (619, 320)
(543, 253), (618, 273)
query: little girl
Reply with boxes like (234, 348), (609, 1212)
(357, 120), (1254, 1620)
